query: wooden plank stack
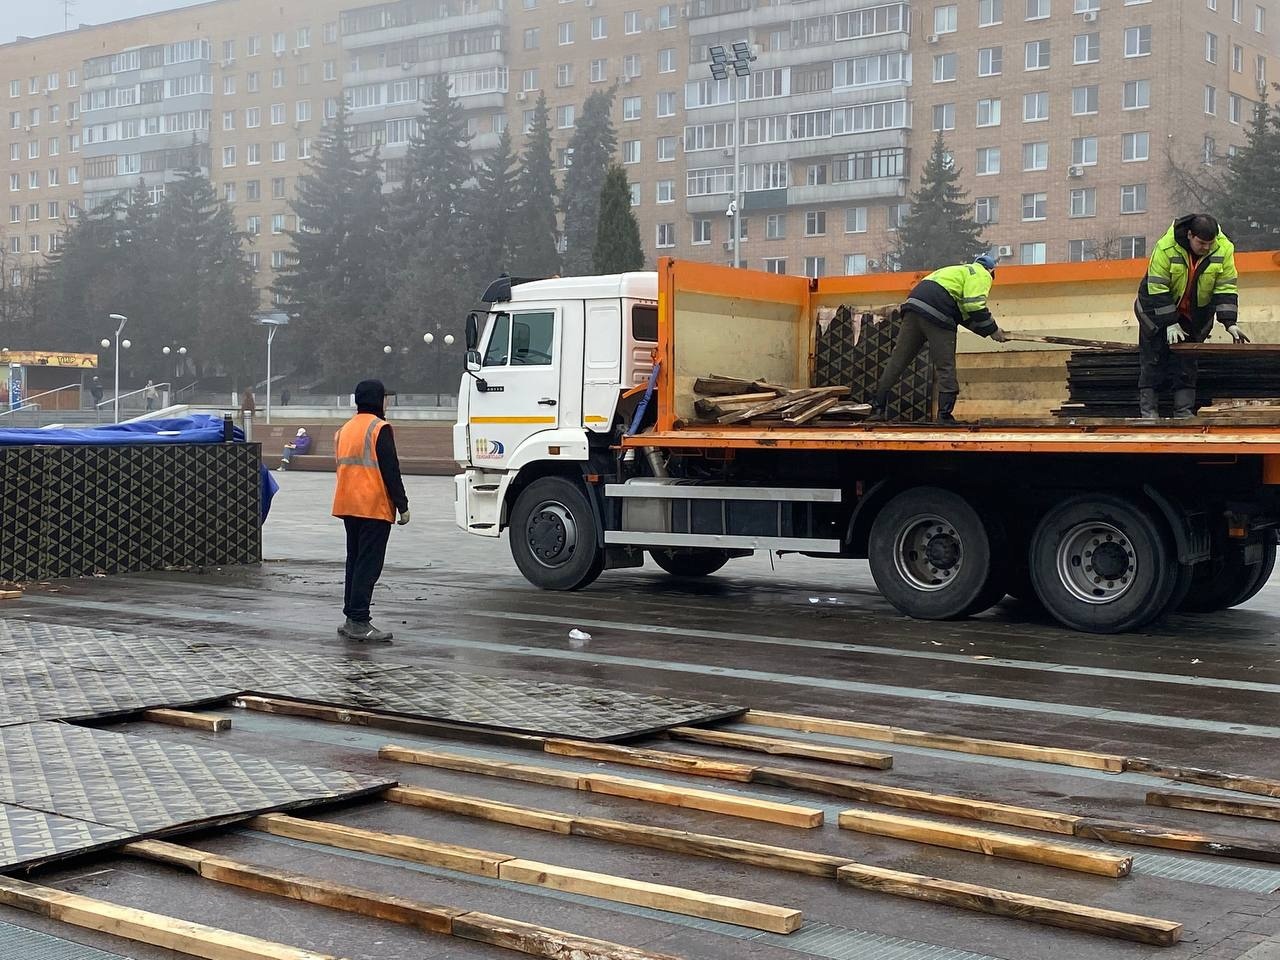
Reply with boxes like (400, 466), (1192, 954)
(693, 376), (872, 426)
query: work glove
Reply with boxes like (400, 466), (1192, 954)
(989, 328), (1010, 343)
(1166, 325), (1188, 346)
(1226, 324), (1250, 344)
(397, 509), (411, 526)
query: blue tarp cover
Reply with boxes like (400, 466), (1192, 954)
(0, 414), (278, 520)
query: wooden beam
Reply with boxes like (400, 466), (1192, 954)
(496, 859), (802, 934)
(667, 726), (893, 770)
(1072, 818), (1280, 863)
(837, 810), (1131, 878)
(1146, 791), (1280, 822)
(142, 709), (231, 732)
(451, 913), (680, 960)
(542, 739), (757, 781)
(247, 813), (513, 876)
(378, 745), (824, 828)
(1124, 758), (1280, 799)
(835, 865), (1181, 947)
(0, 589), (23, 600)
(744, 711), (1126, 773)
(0, 874), (339, 960)
(385, 786), (575, 834)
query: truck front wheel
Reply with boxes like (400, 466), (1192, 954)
(868, 487), (999, 620)
(509, 477), (603, 591)
(649, 548), (731, 578)
(1029, 494), (1177, 633)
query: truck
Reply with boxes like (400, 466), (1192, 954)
(453, 256), (1280, 634)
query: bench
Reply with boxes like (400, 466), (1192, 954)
(260, 422), (457, 477)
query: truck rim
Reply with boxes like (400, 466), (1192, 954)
(893, 513), (962, 591)
(526, 500), (578, 569)
(1056, 520), (1136, 604)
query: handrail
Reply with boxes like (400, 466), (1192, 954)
(95, 382), (172, 410)
(0, 383), (81, 418)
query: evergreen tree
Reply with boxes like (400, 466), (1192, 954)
(560, 86), (618, 275)
(511, 93), (560, 276)
(469, 125), (520, 281)
(275, 100), (389, 382)
(592, 164), (644, 273)
(895, 132), (986, 271)
(1216, 87), (1280, 250)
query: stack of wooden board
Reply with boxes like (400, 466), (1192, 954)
(692, 376), (872, 426)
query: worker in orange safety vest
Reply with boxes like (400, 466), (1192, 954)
(332, 379), (409, 642)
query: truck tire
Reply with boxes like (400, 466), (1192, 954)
(509, 477), (603, 591)
(649, 549), (731, 578)
(1179, 538), (1276, 612)
(1029, 494), (1177, 633)
(1225, 539), (1277, 609)
(868, 487), (998, 620)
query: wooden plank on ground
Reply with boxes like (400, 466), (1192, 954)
(1072, 818), (1280, 863)
(378, 745), (582, 789)
(247, 813), (513, 876)
(0, 590), (23, 600)
(744, 710), (1126, 773)
(1146, 791), (1280, 822)
(451, 913), (680, 960)
(693, 377), (758, 396)
(835, 865), (1181, 946)
(0, 874), (338, 960)
(1124, 758), (1280, 799)
(543, 739), (758, 781)
(668, 726), (893, 769)
(837, 810), (1131, 878)
(783, 397), (840, 426)
(142, 708), (231, 732)
(497, 859), (802, 934)
(385, 785), (576, 834)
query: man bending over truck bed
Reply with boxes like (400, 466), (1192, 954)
(870, 253), (1010, 424)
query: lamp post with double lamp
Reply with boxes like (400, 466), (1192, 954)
(105, 313), (130, 422)
(256, 312), (289, 424)
(708, 42), (756, 269)
(423, 332), (456, 407)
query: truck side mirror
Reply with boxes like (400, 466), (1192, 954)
(466, 349), (482, 372)
(465, 313), (480, 351)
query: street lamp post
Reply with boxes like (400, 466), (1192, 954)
(709, 42), (756, 269)
(423, 332), (456, 407)
(106, 314), (129, 423)
(256, 312), (289, 424)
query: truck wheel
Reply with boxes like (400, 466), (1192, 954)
(1179, 538), (1275, 612)
(649, 549), (731, 578)
(868, 487), (997, 620)
(1029, 494), (1177, 633)
(509, 477), (603, 591)
(1225, 540), (1277, 609)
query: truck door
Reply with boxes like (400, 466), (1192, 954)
(467, 308), (561, 469)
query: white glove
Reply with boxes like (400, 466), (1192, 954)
(397, 509), (411, 526)
(1166, 325), (1188, 345)
(1226, 324), (1250, 344)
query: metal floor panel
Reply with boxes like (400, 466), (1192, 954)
(0, 919), (133, 960)
(0, 803), (134, 874)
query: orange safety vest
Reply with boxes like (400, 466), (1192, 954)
(331, 412), (394, 522)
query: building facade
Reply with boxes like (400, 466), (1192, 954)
(3, 0), (1279, 304)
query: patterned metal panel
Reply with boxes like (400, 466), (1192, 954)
(815, 306), (933, 422)
(0, 804), (134, 872)
(0, 722), (393, 837)
(0, 443), (260, 582)
(0, 919), (135, 960)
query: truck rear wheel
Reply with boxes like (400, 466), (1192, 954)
(1029, 494), (1177, 633)
(868, 488), (999, 620)
(649, 549), (731, 578)
(1225, 539), (1276, 609)
(509, 477), (603, 591)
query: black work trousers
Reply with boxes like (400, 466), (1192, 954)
(343, 517), (392, 623)
(876, 309), (959, 398)
(1138, 328), (1199, 392)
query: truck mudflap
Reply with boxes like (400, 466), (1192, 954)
(456, 468), (504, 538)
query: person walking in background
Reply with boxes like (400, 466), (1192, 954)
(280, 386), (291, 406)
(143, 379), (159, 412)
(239, 387), (256, 418)
(277, 427), (311, 471)
(88, 376), (104, 410)
(332, 380), (409, 643)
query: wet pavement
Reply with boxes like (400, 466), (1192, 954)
(2, 472), (1278, 960)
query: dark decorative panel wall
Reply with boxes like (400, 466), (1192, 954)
(815, 307), (934, 422)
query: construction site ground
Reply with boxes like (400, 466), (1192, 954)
(3, 472), (1279, 960)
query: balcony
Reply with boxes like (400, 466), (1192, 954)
(340, 8), (503, 50)
(787, 177), (906, 206)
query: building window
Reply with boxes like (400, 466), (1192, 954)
(1023, 91), (1049, 121)
(1120, 183), (1147, 213)
(1206, 32), (1218, 62)
(623, 139), (641, 163)
(976, 97), (1002, 126)
(979, 0), (1004, 25)
(68, 166), (78, 184)
(1069, 187), (1096, 217)
(1125, 26), (1152, 56)
(934, 4), (958, 33)
(1074, 33), (1100, 63)
(1258, 54), (1268, 87)
(246, 180), (261, 200)
(272, 68), (285, 88)
(523, 68), (539, 92)
(1122, 131), (1150, 161)
(623, 54), (641, 79)
(1026, 0), (1050, 19)
(629, 183), (640, 206)
(765, 214), (786, 238)
(324, 22), (337, 44)
(657, 136), (676, 160)
(656, 180), (674, 203)
(1204, 85), (1217, 114)
(247, 144), (261, 164)
(1229, 94), (1242, 123)
(844, 254), (868, 275)
(223, 182), (236, 203)
(557, 64), (575, 87)
(623, 96), (641, 120)
(556, 105), (574, 128)
(223, 76), (236, 96)
(558, 21), (575, 44)
(625, 10), (641, 34)
(590, 60), (606, 83)
(692, 219), (712, 244)
(763, 258), (787, 274)
(247, 72), (260, 92)
(656, 222), (674, 248)
(807, 163), (828, 185)
(591, 16), (606, 39)
(932, 103), (955, 131)
(1233, 44), (1244, 72)
(977, 146), (1001, 174)
(1020, 242), (1047, 264)
(804, 256), (826, 278)
(271, 213), (285, 234)
(271, 103), (285, 125)
(975, 196), (999, 223)
(297, 100), (311, 122)
(271, 177), (286, 199)
(1256, 3), (1265, 32)
(1120, 236), (1146, 257)
(657, 91), (675, 117)
(805, 211), (827, 236)
(978, 46), (1004, 76)
(8, 80), (19, 98)
(659, 48), (676, 73)
(524, 28), (540, 50)
(1071, 85), (1099, 116)
(1067, 239), (1096, 261)
(324, 60), (336, 82)
(1022, 141), (1048, 170)
(272, 141), (287, 162)
(297, 26), (311, 48)
(1071, 135), (1098, 165)
(246, 215), (261, 235)
(933, 53), (957, 82)
(1022, 192), (1047, 220)
(1025, 39), (1050, 69)
(223, 146), (236, 167)
(1123, 79), (1150, 109)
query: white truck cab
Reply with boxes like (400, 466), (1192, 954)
(454, 272), (658, 563)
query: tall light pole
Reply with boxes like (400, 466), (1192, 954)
(106, 314), (128, 422)
(709, 41), (756, 269)
(257, 312), (289, 424)
(423, 332), (456, 406)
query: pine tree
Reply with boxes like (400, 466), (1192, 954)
(511, 93), (560, 276)
(469, 125), (520, 281)
(275, 100), (389, 382)
(1216, 87), (1280, 250)
(592, 164), (644, 273)
(560, 86), (618, 276)
(895, 132), (986, 271)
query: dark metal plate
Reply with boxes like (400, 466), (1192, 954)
(0, 803), (134, 873)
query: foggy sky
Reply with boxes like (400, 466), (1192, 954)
(3, 0), (212, 45)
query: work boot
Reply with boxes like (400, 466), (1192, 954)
(338, 619), (393, 643)
(1172, 388), (1197, 420)
(867, 393), (890, 422)
(937, 392), (960, 424)
(1138, 388), (1159, 420)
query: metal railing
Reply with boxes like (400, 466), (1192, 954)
(0, 384), (82, 419)
(95, 382), (172, 417)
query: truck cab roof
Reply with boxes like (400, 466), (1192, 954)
(494, 272), (657, 305)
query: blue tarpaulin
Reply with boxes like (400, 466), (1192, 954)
(0, 414), (278, 521)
